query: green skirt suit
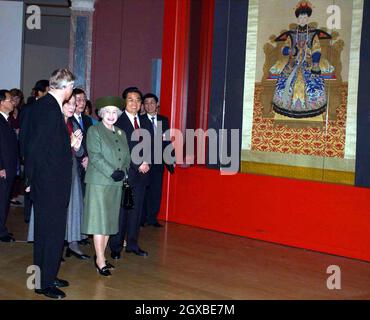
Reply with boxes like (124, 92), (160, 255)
(82, 122), (130, 235)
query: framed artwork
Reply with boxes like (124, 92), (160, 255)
(241, 0), (364, 184)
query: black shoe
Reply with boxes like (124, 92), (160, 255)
(148, 222), (163, 228)
(140, 222), (146, 227)
(0, 235), (15, 242)
(65, 247), (90, 260)
(94, 256), (111, 276)
(111, 251), (121, 260)
(61, 257), (65, 263)
(126, 247), (148, 256)
(35, 287), (66, 299)
(53, 278), (69, 288)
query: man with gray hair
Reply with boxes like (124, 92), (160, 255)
(24, 68), (75, 299)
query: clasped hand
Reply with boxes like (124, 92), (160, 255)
(0, 169), (6, 179)
(138, 162), (150, 174)
(71, 129), (83, 151)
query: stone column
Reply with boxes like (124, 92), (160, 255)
(69, 0), (96, 99)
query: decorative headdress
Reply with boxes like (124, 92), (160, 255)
(294, 0), (313, 18)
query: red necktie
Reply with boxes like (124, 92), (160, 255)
(134, 116), (139, 129)
(133, 116), (142, 140)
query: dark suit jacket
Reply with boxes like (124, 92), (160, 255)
(19, 101), (36, 159)
(0, 114), (18, 178)
(115, 112), (153, 186)
(24, 93), (72, 202)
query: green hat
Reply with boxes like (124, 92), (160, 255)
(95, 96), (125, 110)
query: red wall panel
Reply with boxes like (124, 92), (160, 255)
(119, 0), (164, 94)
(91, 0), (164, 102)
(91, 0), (123, 100)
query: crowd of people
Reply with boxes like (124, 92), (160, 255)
(0, 68), (175, 299)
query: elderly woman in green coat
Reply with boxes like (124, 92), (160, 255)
(82, 96), (130, 276)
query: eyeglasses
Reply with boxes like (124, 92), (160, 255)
(127, 98), (142, 103)
(76, 98), (86, 102)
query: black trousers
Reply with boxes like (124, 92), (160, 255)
(32, 182), (69, 289)
(142, 165), (164, 225)
(110, 180), (147, 252)
(0, 174), (15, 237)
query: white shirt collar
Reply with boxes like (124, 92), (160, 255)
(48, 91), (63, 113)
(74, 113), (82, 120)
(125, 110), (140, 128)
(147, 113), (157, 127)
(0, 111), (9, 121)
(147, 113), (157, 120)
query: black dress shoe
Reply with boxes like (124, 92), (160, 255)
(53, 278), (69, 288)
(148, 222), (163, 228)
(94, 256), (111, 276)
(126, 248), (148, 256)
(0, 235), (15, 242)
(65, 247), (90, 260)
(111, 251), (121, 260)
(35, 287), (66, 299)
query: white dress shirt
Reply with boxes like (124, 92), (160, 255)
(0, 111), (9, 121)
(74, 113), (84, 129)
(125, 110), (141, 129)
(147, 113), (157, 127)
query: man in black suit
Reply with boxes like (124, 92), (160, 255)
(141, 93), (175, 227)
(110, 87), (153, 259)
(24, 69), (75, 299)
(70, 88), (92, 195)
(19, 79), (49, 223)
(0, 90), (18, 242)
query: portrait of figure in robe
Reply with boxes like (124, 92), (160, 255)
(270, 0), (335, 118)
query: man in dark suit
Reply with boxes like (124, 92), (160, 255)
(110, 87), (153, 259)
(141, 93), (175, 227)
(0, 90), (18, 242)
(19, 79), (49, 223)
(70, 88), (92, 196)
(24, 69), (75, 299)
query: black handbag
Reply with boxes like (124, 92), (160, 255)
(121, 176), (134, 209)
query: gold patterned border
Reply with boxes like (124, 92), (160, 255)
(241, 161), (355, 185)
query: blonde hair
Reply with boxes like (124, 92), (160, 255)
(49, 68), (76, 90)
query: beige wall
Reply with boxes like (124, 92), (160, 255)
(254, 0), (353, 82)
